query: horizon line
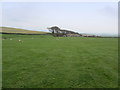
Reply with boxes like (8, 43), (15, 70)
(1, 26), (118, 36)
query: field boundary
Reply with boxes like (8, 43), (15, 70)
(0, 32), (50, 35)
(1, 33), (119, 38)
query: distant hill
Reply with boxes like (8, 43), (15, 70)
(0, 27), (49, 34)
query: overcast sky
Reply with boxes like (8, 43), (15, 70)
(2, 2), (118, 35)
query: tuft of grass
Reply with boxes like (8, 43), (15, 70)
(2, 34), (118, 88)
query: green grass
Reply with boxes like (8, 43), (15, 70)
(2, 34), (118, 88)
(0, 34), (2, 89)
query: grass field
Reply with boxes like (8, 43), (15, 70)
(2, 34), (118, 88)
(0, 27), (48, 34)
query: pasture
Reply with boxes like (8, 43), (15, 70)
(2, 34), (118, 88)
(0, 27), (48, 34)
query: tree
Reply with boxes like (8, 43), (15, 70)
(47, 26), (80, 37)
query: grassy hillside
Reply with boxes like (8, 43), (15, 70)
(0, 27), (49, 34)
(2, 34), (118, 88)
